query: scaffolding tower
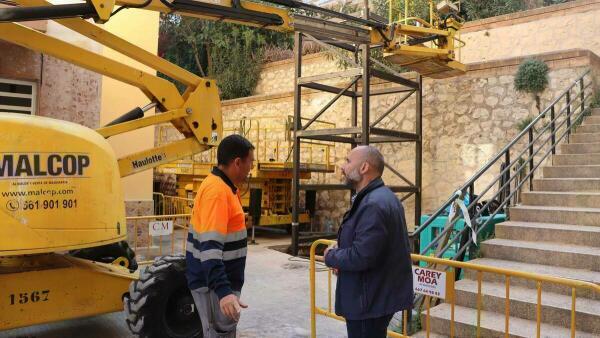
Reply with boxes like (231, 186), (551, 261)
(290, 5), (424, 256)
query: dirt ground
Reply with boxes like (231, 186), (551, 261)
(0, 234), (347, 338)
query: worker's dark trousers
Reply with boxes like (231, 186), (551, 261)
(345, 314), (393, 338)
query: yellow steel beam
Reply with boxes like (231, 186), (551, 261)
(7, 0), (464, 82)
(15, 0), (203, 87)
(0, 22), (184, 111)
(370, 24), (450, 45)
(97, 108), (189, 138)
(397, 23), (450, 37)
(118, 137), (209, 177)
(90, 0), (115, 21)
(16, 0), (199, 86)
(389, 45), (450, 58)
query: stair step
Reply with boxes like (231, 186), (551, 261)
(481, 238), (600, 271)
(570, 133), (600, 144)
(510, 205), (600, 226)
(465, 258), (600, 300)
(521, 191), (600, 208)
(533, 178), (600, 192)
(543, 165), (600, 178)
(576, 124), (600, 134)
(553, 153), (600, 165)
(423, 303), (597, 338)
(560, 142), (600, 154)
(454, 279), (600, 334)
(583, 116), (600, 125)
(496, 221), (600, 247)
(591, 108), (600, 116)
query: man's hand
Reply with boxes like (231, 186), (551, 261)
(324, 244), (339, 275)
(324, 243), (337, 259)
(219, 294), (248, 322)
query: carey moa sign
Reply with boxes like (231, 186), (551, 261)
(412, 266), (447, 299)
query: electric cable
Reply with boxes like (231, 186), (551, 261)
(111, 0), (153, 17)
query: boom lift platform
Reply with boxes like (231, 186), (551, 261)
(0, 0), (465, 336)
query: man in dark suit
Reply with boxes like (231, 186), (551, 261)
(324, 145), (414, 338)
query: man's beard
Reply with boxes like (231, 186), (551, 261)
(343, 167), (362, 188)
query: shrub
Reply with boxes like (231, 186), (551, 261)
(514, 59), (549, 113)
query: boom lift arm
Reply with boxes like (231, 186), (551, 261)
(0, 0), (465, 179)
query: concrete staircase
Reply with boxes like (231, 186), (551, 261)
(422, 109), (600, 337)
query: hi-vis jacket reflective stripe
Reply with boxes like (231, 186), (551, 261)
(185, 167), (247, 299)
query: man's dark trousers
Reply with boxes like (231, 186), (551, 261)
(345, 314), (393, 338)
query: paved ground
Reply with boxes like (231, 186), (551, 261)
(0, 234), (347, 338)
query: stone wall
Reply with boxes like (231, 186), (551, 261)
(254, 52), (341, 96)
(39, 56), (101, 128)
(0, 42), (101, 129)
(220, 50), (599, 231)
(460, 0), (600, 64)
(125, 200), (155, 246)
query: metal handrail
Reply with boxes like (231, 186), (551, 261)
(413, 69), (590, 238)
(449, 87), (592, 260)
(412, 69), (593, 262)
(445, 87), (591, 261)
(421, 80), (592, 257)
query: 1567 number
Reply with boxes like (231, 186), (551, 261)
(9, 290), (50, 305)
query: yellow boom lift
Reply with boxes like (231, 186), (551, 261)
(0, 0), (464, 336)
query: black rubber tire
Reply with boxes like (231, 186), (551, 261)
(124, 255), (203, 338)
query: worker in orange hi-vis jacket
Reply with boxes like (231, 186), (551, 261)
(186, 134), (255, 338)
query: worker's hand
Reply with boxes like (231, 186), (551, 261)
(332, 268), (339, 276)
(245, 215), (253, 229)
(219, 294), (248, 322)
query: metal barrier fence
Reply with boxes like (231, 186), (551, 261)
(153, 193), (194, 215)
(126, 214), (191, 265)
(310, 239), (600, 338)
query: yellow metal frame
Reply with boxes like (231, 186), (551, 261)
(382, 0), (465, 71)
(0, 254), (137, 330)
(309, 239), (600, 338)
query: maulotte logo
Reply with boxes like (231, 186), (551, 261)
(0, 154), (90, 178)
